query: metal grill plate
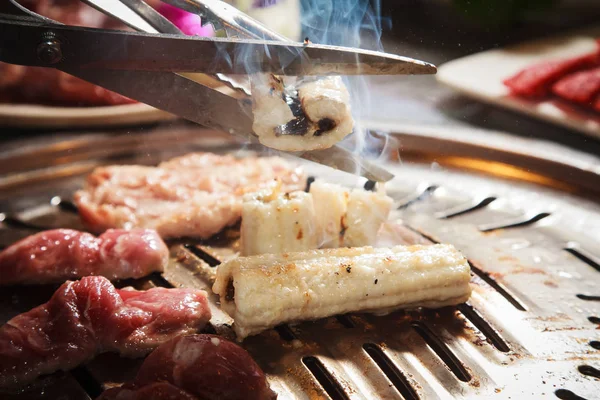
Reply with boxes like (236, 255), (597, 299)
(0, 124), (599, 400)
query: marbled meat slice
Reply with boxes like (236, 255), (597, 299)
(0, 276), (211, 389)
(74, 153), (306, 239)
(97, 334), (276, 400)
(0, 229), (168, 285)
(552, 66), (600, 105)
(503, 47), (600, 97)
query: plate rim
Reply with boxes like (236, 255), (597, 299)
(0, 102), (176, 129)
(436, 26), (600, 140)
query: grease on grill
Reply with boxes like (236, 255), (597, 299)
(407, 225), (528, 312)
(457, 303), (510, 352)
(363, 343), (419, 400)
(468, 260), (527, 311)
(302, 356), (350, 400)
(412, 321), (472, 382)
(565, 248), (600, 273)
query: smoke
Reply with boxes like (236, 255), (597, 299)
(300, 0), (395, 162)
(300, 0), (386, 50)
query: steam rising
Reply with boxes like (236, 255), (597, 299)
(232, 0), (398, 169)
(300, 0), (385, 50)
(300, 0), (397, 162)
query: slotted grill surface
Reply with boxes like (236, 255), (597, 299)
(1, 127), (599, 400)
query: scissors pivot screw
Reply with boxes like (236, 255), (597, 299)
(37, 32), (62, 64)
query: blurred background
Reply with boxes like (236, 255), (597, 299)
(368, 0), (600, 149)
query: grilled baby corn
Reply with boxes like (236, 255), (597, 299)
(344, 188), (394, 247)
(240, 184), (317, 256)
(309, 180), (393, 247)
(309, 180), (349, 248)
(213, 245), (472, 339)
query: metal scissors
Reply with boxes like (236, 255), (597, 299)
(0, 0), (437, 182)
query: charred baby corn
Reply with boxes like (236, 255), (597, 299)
(240, 184), (317, 256)
(251, 75), (353, 151)
(213, 244), (472, 339)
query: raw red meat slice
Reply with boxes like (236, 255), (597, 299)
(0, 276), (211, 389)
(552, 66), (600, 104)
(0, 229), (169, 285)
(74, 153), (306, 239)
(97, 334), (276, 400)
(503, 50), (599, 97)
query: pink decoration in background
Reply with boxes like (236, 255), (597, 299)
(158, 3), (215, 36)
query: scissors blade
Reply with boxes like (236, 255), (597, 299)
(63, 67), (255, 136)
(297, 146), (395, 182)
(0, 20), (436, 76)
(66, 67), (393, 181)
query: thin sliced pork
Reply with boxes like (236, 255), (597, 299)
(0, 229), (168, 285)
(97, 334), (276, 400)
(0, 276), (211, 389)
(74, 153), (306, 239)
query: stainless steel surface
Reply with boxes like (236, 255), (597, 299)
(0, 126), (598, 399)
(165, 0), (290, 41)
(0, 21), (436, 76)
(79, 0), (162, 33)
(117, 0), (181, 34)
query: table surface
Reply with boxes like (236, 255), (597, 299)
(2, 1), (600, 158)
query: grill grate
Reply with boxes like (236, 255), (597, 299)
(0, 128), (599, 400)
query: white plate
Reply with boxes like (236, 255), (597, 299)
(437, 26), (600, 139)
(0, 73), (236, 129)
(0, 102), (177, 129)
